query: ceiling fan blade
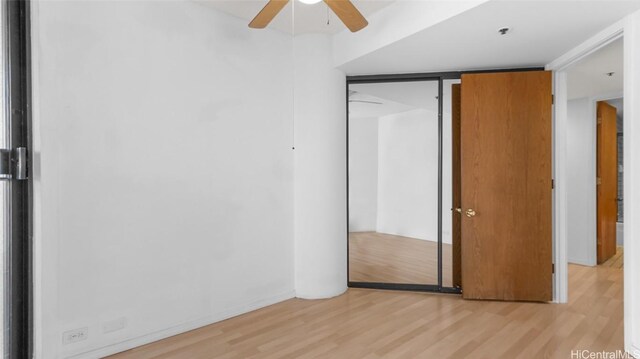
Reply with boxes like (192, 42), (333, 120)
(249, 0), (290, 29)
(323, 0), (368, 32)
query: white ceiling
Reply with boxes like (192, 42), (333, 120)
(339, 0), (640, 75)
(567, 38), (623, 100)
(198, 0), (395, 35)
(199, 0), (640, 82)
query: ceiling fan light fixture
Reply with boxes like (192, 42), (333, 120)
(249, 0), (368, 32)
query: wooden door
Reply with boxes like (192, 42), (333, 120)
(451, 84), (462, 288)
(597, 101), (618, 264)
(460, 71), (553, 302)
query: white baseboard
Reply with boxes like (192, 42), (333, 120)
(567, 257), (594, 267)
(66, 290), (296, 359)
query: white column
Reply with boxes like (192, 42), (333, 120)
(293, 34), (347, 299)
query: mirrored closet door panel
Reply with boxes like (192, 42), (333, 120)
(348, 80), (439, 286)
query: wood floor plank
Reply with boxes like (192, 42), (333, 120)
(109, 265), (623, 358)
(602, 246), (624, 268)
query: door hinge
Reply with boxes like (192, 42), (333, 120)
(551, 179), (555, 189)
(597, 177), (602, 185)
(551, 94), (554, 105)
(0, 147), (28, 180)
(552, 263), (555, 274)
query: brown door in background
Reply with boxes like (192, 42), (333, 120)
(451, 84), (462, 288)
(597, 101), (618, 264)
(460, 71), (553, 301)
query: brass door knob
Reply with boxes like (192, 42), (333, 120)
(465, 209), (476, 218)
(453, 208), (462, 213)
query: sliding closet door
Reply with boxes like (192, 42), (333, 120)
(348, 80), (440, 287)
(2, 0), (32, 355)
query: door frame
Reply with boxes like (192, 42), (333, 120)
(547, 15), (640, 354)
(345, 67), (543, 294)
(547, 20), (623, 304)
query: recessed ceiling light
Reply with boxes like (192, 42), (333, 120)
(299, 0), (322, 4)
(498, 27), (510, 35)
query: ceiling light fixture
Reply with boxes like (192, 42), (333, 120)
(299, 0), (322, 4)
(498, 27), (510, 35)
(606, 72), (615, 77)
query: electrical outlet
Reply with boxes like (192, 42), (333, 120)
(62, 327), (88, 345)
(102, 317), (127, 334)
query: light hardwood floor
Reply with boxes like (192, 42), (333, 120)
(109, 263), (623, 359)
(601, 246), (624, 269)
(349, 232), (453, 286)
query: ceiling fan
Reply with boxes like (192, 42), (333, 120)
(249, 0), (369, 33)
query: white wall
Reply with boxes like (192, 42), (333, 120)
(376, 109), (441, 242)
(348, 117), (378, 232)
(624, 8), (640, 355)
(32, 2), (295, 358)
(293, 34), (347, 299)
(566, 98), (597, 266)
